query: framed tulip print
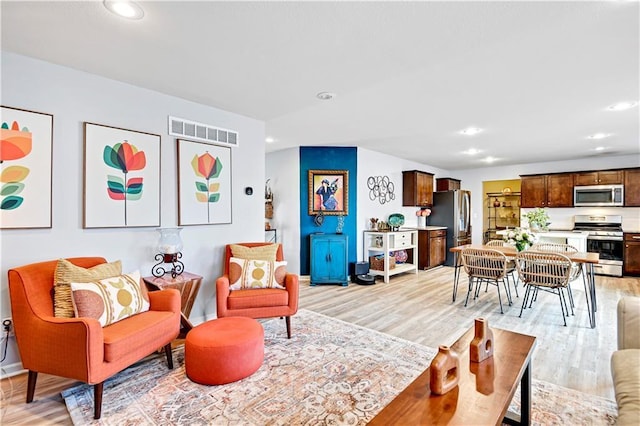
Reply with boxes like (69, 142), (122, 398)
(83, 122), (161, 228)
(1, 106), (53, 229)
(177, 139), (232, 225)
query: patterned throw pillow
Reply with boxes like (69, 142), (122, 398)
(70, 271), (150, 326)
(54, 259), (122, 318)
(228, 257), (287, 290)
(230, 244), (279, 261)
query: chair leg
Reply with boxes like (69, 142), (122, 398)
(510, 272), (519, 298)
(558, 289), (567, 327)
(520, 286), (531, 318)
(94, 382), (104, 419)
(502, 278), (512, 306)
(285, 316), (292, 339)
(496, 280), (504, 314)
(464, 277), (474, 307)
(26, 370), (38, 403)
(567, 283), (575, 309)
(164, 343), (174, 369)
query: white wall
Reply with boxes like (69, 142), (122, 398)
(0, 52), (266, 372)
(455, 155), (640, 243)
(356, 148), (449, 260)
(265, 148), (301, 273)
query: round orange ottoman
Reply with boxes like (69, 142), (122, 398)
(185, 317), (264, 385)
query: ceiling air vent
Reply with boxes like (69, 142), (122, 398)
(168, 116), (239, 147)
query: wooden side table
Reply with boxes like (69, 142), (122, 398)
(143, 271), (203, 337)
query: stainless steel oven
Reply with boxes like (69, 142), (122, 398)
(573, 215), (623, 277)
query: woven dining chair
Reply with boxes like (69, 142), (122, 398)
(530, 242), (583, 309)
(515, 251), (573, 326)
(485, 240), (519, 299)
(461, 248), (511, 314)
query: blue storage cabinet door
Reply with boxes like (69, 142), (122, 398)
(310, 234), (348, 286)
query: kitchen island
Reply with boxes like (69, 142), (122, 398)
(497, 229), (588, 251)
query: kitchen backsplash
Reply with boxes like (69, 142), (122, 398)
(520, 207), (640, 232)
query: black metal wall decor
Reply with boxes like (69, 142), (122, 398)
(367, 175), (396, 204)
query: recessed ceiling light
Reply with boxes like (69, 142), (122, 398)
(593, 146), (608, 151)
(606, 101), (638, 111)
(482, 156), (499, 163)
(462, 148), (482, 155)
(459, 127), (484, 136)
(265, 137), (275, 143)
(104, 0), (144, 20)
(316, 92), (336, 101)
(587, 133), (613, 140)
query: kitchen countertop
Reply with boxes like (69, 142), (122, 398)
(497, 229), (588, 238)
(402, 226), (447, 231)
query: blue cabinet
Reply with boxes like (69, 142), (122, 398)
(310, 234), (348, 286)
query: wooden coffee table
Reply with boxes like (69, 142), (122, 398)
(369, 326), (536, 425)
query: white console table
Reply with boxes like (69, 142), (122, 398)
(364, 229), (418, 283)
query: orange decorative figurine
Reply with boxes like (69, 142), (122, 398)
(470, 317), (494, 363)
(429, 345), (460, 395)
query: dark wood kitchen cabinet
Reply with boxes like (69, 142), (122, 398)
(623, 233), (640, 276)
(520, 173), (573, 208)
(575, 170), (623, 186)
(436, 178), (461, 191)
(403, 170), (434, 207)
(624, 169), (640, 207)
(417, 229), (447, 269)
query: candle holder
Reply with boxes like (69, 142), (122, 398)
(152, 227), (184, 278)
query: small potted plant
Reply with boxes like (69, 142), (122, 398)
(524, 207), (550, 232)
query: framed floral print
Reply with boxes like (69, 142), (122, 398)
(177, 139), (232, 225)
(83, 122), (161, 228)
(1, 106), (53, 229)
(308, 169), (349, 216)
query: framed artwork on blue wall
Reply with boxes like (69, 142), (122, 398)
(308, 169), (349, 216)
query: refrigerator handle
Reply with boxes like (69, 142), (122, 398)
(462, 192), (470, 233)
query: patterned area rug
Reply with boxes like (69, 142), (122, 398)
(62, 309), (617, 425)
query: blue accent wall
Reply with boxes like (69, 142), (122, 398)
(299, 147), (358, 276)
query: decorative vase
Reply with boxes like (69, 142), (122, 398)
(530, 222), (540, 232)
(417, 216), (426, 228)
(493, 198), (501, 208)
(429, 345), (460, 395)
(516, 242), (528, 252)
(470, 317), (494, 363)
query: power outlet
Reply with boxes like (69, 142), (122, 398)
(2, 318), (13, 336)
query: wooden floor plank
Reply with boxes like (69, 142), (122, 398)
(1, 266), (637, 425)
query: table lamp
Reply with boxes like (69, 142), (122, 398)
(152, 227), (184, 278)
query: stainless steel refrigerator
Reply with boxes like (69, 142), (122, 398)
(429, 190), (472, 266)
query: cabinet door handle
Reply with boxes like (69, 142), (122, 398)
(632, 236), (640, 240)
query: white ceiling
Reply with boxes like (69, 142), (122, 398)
(2, 1), (638, 170)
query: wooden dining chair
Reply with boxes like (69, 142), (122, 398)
(461, 248), (511, 314)
(515, 251), (573, 326)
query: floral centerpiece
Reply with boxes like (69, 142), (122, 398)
(503, 227), (537, 252)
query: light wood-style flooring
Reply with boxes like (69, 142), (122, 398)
(1, 266), (638, 424)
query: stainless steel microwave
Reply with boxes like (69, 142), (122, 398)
(574, 185), (624, 206)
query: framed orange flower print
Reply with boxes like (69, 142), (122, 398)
(177, 139), (232, 225)
(1, 106), (53, 229)
(83, 122), (161, 228)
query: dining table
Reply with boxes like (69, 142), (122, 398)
(450, 244), (600, 328)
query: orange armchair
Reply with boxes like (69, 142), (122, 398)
(7, 257), (181, 419)
(216, 243), (299, 338)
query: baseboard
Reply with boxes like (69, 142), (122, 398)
(0, 361), (26, 379)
